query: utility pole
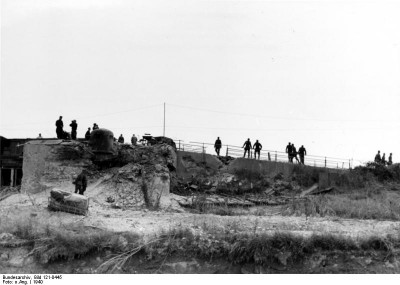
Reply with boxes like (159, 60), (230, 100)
(163, 102), (165, 137)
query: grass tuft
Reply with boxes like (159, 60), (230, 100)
(282, 188), (400, 220)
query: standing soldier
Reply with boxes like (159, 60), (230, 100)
(253, 140), (262, 160)
(74, 170), (87, 195)
(55, 116), (64, 139)
(286, 142), (293, 162)
(388, 153), (393, 166)
(118, 134), (125, 143)
(214, 137), (222, 157)
(85, 128), (91, 140)
(381, 153), (386, 165)
(70, 120), (78, 140)
(291, 144), (300, 163)
(298, 145), (307, 165)
(242, 138), (252, 158)
(131, 134), (138, 146)
(374, 151), (381, 164)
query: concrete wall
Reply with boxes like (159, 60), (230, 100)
(21, 140), (93, 194)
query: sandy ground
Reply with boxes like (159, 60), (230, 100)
(2, 179), (400, 242)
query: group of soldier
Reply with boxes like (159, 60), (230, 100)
(241, 138), (263, 159)
(214, 137), (264, 159)
(55, 116), (141, 146)
(117, 134), (139, 145)
(374, 151), (393, 166)
(286, 142), (307, 164)
(56, 116), (99, 141)
(214, 137), (307, 164)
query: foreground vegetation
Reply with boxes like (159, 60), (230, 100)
(282, 186), (400, 220)
(1, 216), (400, 273)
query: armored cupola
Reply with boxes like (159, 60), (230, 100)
(89, 128), (116, 154)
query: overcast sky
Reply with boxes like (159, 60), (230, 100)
(1, 0), (400, 165)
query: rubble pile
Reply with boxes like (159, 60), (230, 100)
(172, 167), (307, 208)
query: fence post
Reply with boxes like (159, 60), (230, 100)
(226, 145), (228, 157)
(275, 151), (277, 162)
(325, 157), (327, 168)
(268, 152), (271, 161)
(349, 159), (351, 169)
(178, 140), (181, 150)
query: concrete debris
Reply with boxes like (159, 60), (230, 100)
(309, 187), (334, 195)
(177, 194), (254, 207)
(48, 189), (89, 215)
(300, 184), (319, 197)
(300, 184), (334, 197)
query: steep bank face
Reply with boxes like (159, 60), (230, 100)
(96, 144), (177, 209)
(175, 151), (223, 180)
(175, 151), (346, 190)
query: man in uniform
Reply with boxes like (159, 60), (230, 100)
(298, 145), (307, 164)
(291, 144), (300, 163)
(214, 137), (222, 157)
(118, 134), (124, 143)
(242, 138), (252, 158)
(388, 153), (393, 166)
(286, 142), (293, 162)
(374, 151), (381, 163)
(55, 116), (64, 139)
(74, 171), (87, 195)
(85, 128), (91, 140)
(253, 140), (262, 160)
(70, 120), (78, 140)
(131, 134), (138, 146)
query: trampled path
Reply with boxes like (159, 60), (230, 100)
(1, 191), (400, 243)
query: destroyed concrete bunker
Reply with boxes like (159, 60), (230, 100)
(19, 129), (180, 210)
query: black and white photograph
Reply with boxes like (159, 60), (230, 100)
(1, 0), (400, 280)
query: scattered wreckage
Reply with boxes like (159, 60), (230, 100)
(48, 189), (89, 216)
